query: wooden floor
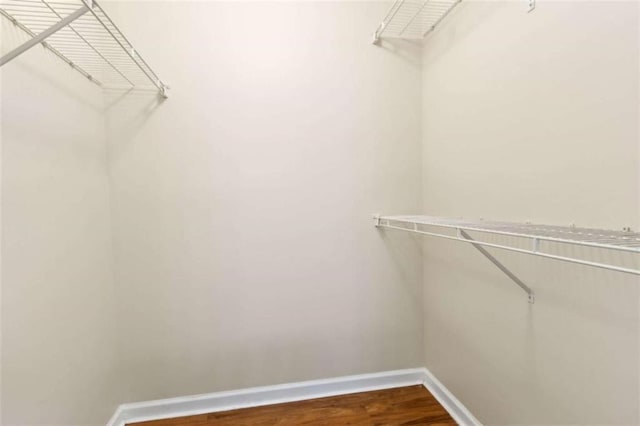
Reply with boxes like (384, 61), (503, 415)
(128, 385), (455, 426)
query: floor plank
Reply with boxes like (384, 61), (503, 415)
(128, 385), (456, 425)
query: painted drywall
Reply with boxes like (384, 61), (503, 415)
(421, 1), (639, 424)
(4, 1), (638, 424)
(103, 1), (424, 403)
(1, 20), (119, 426)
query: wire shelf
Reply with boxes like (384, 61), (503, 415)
(373, 0), (461, 43)
(376, 215), (640, 276)
(0, 0), (166, 95)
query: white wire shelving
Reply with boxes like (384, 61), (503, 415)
(375, 215), (640, 303)
(0, 0), (167, 97)
(372, 0), (461, 44)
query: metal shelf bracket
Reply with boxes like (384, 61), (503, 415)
(459, 229), (535, 303)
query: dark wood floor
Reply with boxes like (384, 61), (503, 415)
(128, 385), (455, 426)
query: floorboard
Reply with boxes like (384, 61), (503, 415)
(127, 385), (456, 425)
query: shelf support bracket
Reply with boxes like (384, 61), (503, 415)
(459, 230), (535, 303)
(0, 5), (89, 67)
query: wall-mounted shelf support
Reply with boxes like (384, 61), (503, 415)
(0, 4), (88, 66)
(0, 0), (167, 97)
(372, 0), (461, 44)
(459, 229), (535, 303)
(375, 215), (640, 302)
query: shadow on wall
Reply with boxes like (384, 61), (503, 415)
(105, 88), (166, 163)
(377, 228), (423, 304)
(426, 230), (638, 328)
(376, 38), (423, 70)
(1, 21), (104, 111)
(423, 234), (639, 423)
(422, 1), (504, 68)
(530, 241), (639, 330)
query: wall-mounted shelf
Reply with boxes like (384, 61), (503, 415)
(372, 0), (461, 44)
(0, 0), (167, 97)
(376, 215), (640, 303)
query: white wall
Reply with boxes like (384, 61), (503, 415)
(1, 20), (119, 426)
(3, 1), (639, 424)
(421, 1), (639, 424)
(104, 1), (424, 403)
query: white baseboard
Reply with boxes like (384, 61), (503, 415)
(106, 367), (481, 426)
(422, 368), (482, 426)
